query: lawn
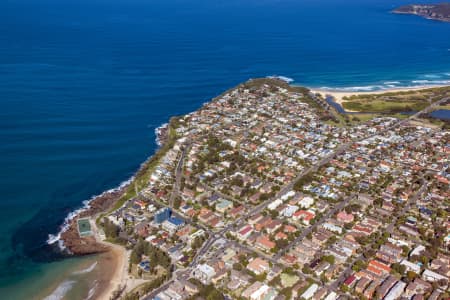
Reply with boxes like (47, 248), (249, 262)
(281, 273), (299, 288)
(349, 113), (410, 124)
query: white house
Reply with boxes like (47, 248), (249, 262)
(298, 196), (314, 208)
(282, 205), (298, 217)
(268, 199), (283, 210)
(400, 259), (421, 274)
(422, 269), (448, 282)
(301, 283), (318, 299)
(194, 264), (216, 284)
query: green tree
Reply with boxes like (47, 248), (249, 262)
(130, 250), (140, 264)
(321, 255), (335, 265)
(406, 271), (417, 282)
(174, 197), (182, 209)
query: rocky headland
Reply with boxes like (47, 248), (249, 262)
(393, 3), (450, 22)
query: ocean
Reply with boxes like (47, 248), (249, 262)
(0, 0), (449, 298)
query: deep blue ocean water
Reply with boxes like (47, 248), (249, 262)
(0, 0), (449, 298)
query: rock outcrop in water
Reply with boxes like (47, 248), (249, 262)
(393, 3), (450, 22)
(59, 121), (171, 255)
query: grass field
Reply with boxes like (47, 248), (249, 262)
(436, 104), (450, 110)
(341, 86), (450, 113)
(343, 100), (428, 113)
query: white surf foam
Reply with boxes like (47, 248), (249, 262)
(318, 85), (384, 92)
(86, 280), (99, 300)
(155, 122), (169, 147)
(43, 280), (75, 300)
(317, 78), (450, 93)
(266, 75), (294, 83)
(47, 177), (133, 251)
(47, 115), (165, 251)
(73, 261), (98, 275)
(412, 79), (450, 85)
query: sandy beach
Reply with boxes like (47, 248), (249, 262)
(310, 85), (450, 105)
(90, 219), (149, 300)
(38, 239), (128, 300)
(90, 219), (128, 300)
(94, 244), (127, 300)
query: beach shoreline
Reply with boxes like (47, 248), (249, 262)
(310, 84), (450, 106)
(42, 122), (171, 299)
(50, 121), (171, 254)
(91, 222), (128, 300)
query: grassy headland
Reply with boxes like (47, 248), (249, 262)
(110, 118), (180, 212)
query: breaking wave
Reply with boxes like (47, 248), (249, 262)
(46, 116), (167, 251)
(43, 280), (75, 300)
(46, 178), (133, 251)
(411, 79), (450, 85)
(46, 119), (171, 251)
(86, 280), (99, 300)
(317, 85), (386, 92)
(317, 76), (450, 92)
(155, 122), (169, 147)
(73, 261), (98, 275)
(266, 75), (294, 83)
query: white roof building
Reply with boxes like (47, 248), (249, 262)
(268, 199), (283, 210)
(422, 269), (448, 282)
(410, 245), (426, 257)
(301, 283), (318, 299)
(400, 259), (421, 274)
(384, 281), (406, 300)
(251, 284), (269, 300)
(298, 196), (314, 208)
(324, 292), (337, 300)
(282, 205), (299, 217)
(194, 264), (216, 284)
